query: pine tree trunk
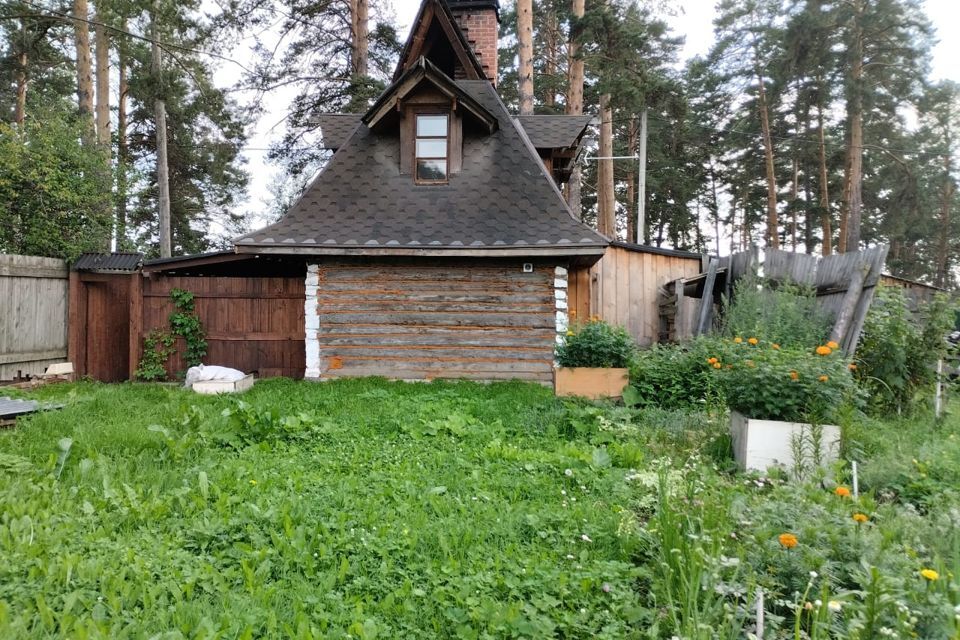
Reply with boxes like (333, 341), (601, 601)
(350, 0), (368, 76)
(116, 31), (129, 247)
(844, 0), (864, 253)
(791, 157), (799, 250)
(542, 9), (558, 108)
(597, 93), (615, 237)
(756, 58), (778, 249)
(935, 147), (953, 287)
(94, 9), (110, 147)
(817, 96), (832, 255)
(14, 19), (29, 127)
(517, 0), (534, 115)
(565, 0), (584, 216)
(838, 149), (851, 253)
(73, 0), (95, 143)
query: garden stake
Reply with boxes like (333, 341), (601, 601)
(756, 587), (764, 638)
(935, 359), (943, 419)
(852, 461), (859, 500)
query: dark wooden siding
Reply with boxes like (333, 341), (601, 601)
(313, 261), (557, 382)
(141, 275), (305, 378)
(69, 273), (133, 382)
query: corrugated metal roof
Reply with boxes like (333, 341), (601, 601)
(72, 252), (143, 272)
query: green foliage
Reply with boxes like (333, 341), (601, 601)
(134, 329), (175, 382)
(556, 319), (636, 368)
(722, 274), (833, 348)
(854, 287), (954, 415)
(714, 338), (856, 423)
(136, 289), (207, 380)
(168, 288), (207, 367)
(628, 336), (725, 410)
(0, 117), (111, 259)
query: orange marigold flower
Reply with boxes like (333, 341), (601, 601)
(816, 345), (832, 356)
(834, 486), (851, 498)
(818, 375), (829, 382)
(789, 370), (799, 381)
(852, 513), (869, 523)
(707, 357), (718, 365)
(848, 363), (857, 370)
(827, 341), (840, 350)
(733, 337), (743, 344)
(712, 362), (722, 369)
(771, 343), (780, 350)
(778, 533), (798, 549)
(748, 337), (759, 345)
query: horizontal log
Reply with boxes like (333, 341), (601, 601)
(316, 292), (555, 304)
(0, 348), (67, 365)
(323, 355), (553, 370)
(321, 368), (552, 382)
(317, 312), (554, 328)
(318, 346), (552, 360)
(317, 270), (551, 285)
(317, 324), (555, 336)
(315, 302), (554, 314)
(316, 333), (553, 348)
(316, 282), (553, 294)
(143, 292), (304, 299)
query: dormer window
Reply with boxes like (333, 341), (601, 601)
(415, 114), (449, 183)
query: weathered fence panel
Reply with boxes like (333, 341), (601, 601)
(0, 255), (69, 379)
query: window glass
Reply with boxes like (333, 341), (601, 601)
(416, 115), (447, 137)
(415, 114), (448, 182)
(417, 160), (447, 181)
(416, 139), (446, 157)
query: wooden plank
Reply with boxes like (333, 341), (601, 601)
(0, 255), (68, 279)
(0, 349), (68, 366)
(128, 273), (143, 379)
(695, 258), (718, 335)
(67, 271), (86, 376)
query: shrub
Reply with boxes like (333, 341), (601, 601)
(628, 336), (727, 410)
(556, 319), (636, 368)
(854, 287), (954, 415)
(712, 337), (856, 423)
(722, 273), (833, 349)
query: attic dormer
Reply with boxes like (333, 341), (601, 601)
(363, 57), (497, 183)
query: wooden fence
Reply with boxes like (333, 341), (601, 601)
(0, 254), (69, 379)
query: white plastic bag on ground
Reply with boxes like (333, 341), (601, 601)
(184, 365), (246, 388)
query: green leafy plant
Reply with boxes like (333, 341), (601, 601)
(136, 289), (207, 380)
(722, 272), (833, 349)
(556, 319), (636, 368)
(134, 329), (175, 381)
(855, 287), (954, 415)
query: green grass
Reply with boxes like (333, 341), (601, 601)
(1, 379), (958, 639)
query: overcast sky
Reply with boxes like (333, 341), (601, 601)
(226, 0), (960, 228)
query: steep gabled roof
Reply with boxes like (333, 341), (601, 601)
(317, 114), (362, 151)
(235, 80), (607, 257)
(516, 115), (592, 149)
(364, 57), (497, 134)
(394, 0), (486, 82)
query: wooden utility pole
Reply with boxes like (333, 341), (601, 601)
(597, 94), (616, 237)
(94, 6), (110, 147)
(152, 5), (171, 258)
(117, 25), (130, 247)
(565, 0), (585, 216)
(844, 0), (865, 253)
(637, 108), (647, 244)
(517, 0), (534, 115)
(755, 57), (778, 249)
(817, 94), (832, 256)
(14, 20), (27, 127)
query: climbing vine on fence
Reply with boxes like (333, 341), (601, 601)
(135, 288), (207, 381)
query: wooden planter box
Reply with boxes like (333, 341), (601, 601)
(554, 367), (629, 400)
(730, 411), (841, 473)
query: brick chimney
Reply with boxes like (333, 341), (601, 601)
(448, 0), (500, 86)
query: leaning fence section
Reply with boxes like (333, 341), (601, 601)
(0, 254), (69, 380)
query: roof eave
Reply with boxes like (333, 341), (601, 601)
(234, 244), (607, 259)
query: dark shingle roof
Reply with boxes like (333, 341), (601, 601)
(236, 81), (607, 254)
(317, 114), (361, 150)
(515, 115), (592, 149)
(72, 252), (143, 272)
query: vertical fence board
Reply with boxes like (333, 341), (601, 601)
(0, 255), (68, 379)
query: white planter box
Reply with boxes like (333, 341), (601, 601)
(192, 374), (255, 395)
(730, 411), (840, 473)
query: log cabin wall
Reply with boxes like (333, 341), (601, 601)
(138, 273), (305, 379)
(307, 258), (562, 383)
(567, 243), (702, 346)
